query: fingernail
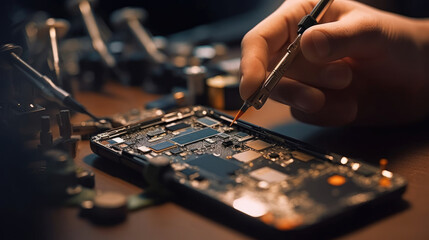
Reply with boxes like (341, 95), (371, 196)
(311, 31), (330, 58)
(320, 64), (352, 89)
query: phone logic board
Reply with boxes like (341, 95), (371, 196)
(90, 106), (407, 234)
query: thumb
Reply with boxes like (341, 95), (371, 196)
(301, 15), (385, 63)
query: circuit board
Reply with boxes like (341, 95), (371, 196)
(90, 106), (407, 234)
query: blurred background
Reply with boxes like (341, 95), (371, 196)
(0, 0), (428, 239)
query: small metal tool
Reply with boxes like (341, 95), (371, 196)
(110, 7), (167, 64)
(0, 44), (99, 121)
(44, 18), (70, 87)
(231, 0), (334, 125)
(68, 0), (116, 68)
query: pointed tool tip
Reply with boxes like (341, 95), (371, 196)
(230, 110), (244, 126)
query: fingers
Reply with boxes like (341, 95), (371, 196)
(301, 12), (384, 63)
(286, 53), (353, 89)
(240, 0), (362, 100)
(269, 77), (325, 113)
(239, 35), (269, 100)
(240, 46), (353, 101)
(240, 0), (319, 100)
(290, 87), (358, 126)
(270, 76), (358, 126)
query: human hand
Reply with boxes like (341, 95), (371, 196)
(240, 0), (429, 126)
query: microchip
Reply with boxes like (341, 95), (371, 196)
(197, 117), (220, 127)
(147, 128), (166, 137)
(170, 147), (184, 155)
(222, 140), (233, 147)
(245, 140), (272, 151)
(107, 137), (124, 144)
(150, 141), (176, 153)
(235, 132), (248, 138)
(171, 128), (219, 146)
(137, 145), (151, 153)
(180, 168), (199, 179)
(118, 143), (128, 148)
(205, 138), (215, 144)
(218, 133), (229, 139)
(235, 132), (253, 142)
(250, 167), (288, 183)
(291, 151), (314, 162)
(165, 122), (190, 131)
(187, 154), (240, 178)
(233, 150), (262, 163)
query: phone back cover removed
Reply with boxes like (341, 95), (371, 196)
(90, 106), (407, 237)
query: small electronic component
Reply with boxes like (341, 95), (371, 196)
(165, 122), (190, 131)
(137, 145), (152, 153)
(107, 137), (124, 144)
(148, 136), (164, 142)
(235, 132), (248, 138)
(117, 143), (128, 149)
(188, 154), (240, 178)
(250, 167), (288, 183)
(171, 128), (219, 146)
(291, 151), (314, 162)
(170, 148), (184, 155)
(205, 138), (216, 144)
(233, 150), (262, 163)
(235, 132), (253, 142)
(147, 128), (166, 137)
(197, 117), (220, 127)
(245, 140), (272, 151)
(218, 133), (229, 139)
(222, 140), (233, 147)
(150, 141), (176, 153)
(180, 168), (200, 179)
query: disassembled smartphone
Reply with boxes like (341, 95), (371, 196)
(90, 106), (407, 235)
